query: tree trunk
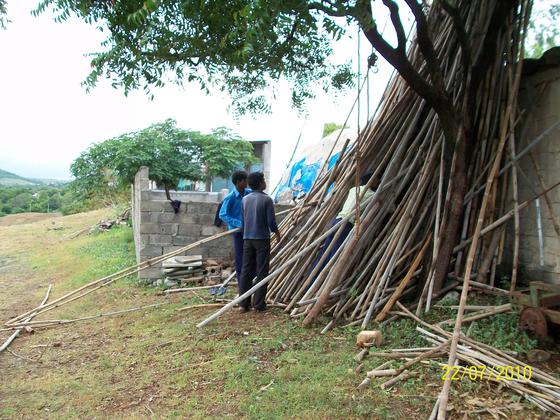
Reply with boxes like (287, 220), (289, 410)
(432, 122), (468, 293)
(164, 185), (172, 200)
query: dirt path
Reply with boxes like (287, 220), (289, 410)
(0, 212), (62, 227)
(0, 210), (110, 329)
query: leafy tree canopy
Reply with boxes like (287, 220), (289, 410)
(322, 122), (348, 137)
(70, 119), (255, 197)
(525, 2), (560, 58)
(33, 0), (355, 115)
(0, 0), (8, 29)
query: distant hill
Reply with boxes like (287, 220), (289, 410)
(0, 169), (68, 187)
(28, 178), (69, 186)
(0, 169), (38, 186)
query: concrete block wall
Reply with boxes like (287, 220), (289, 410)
(131, 167), (291, 282)
(504, 63), (560, 284)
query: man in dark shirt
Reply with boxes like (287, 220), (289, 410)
(238, 172), (280, 312)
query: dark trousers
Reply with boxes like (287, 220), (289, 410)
(313, 217), (353, 274)
(232, 231), (244, 280)
(239, 239), (271, 310)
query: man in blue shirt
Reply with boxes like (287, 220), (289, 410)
(239, 172), (280, 312)
(219, 170), (251, 284)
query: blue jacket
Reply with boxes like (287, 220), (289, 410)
(219, 188), (251, 229)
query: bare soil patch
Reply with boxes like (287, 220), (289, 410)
(0, 212), (62, 226)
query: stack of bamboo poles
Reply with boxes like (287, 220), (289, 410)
(199, 0), (543, 329)
(383, 303), (560, 416)
(196, 0), (560, 415)
(420, 329), (560, 416)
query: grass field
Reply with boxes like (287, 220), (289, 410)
(0, 210), (554, 419)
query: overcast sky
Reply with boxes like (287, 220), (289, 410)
(0, 2), (410, 186)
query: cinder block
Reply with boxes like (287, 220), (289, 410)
(173, 236), (197, 246)
(186, 203), (201, 214)
(140, 223), (161, 234)
(139, 245), (163, 258)
(178, 225), (200, 236)
(153, 212), (181, 223)
(160, 223), (179, 235)
(140, 212), (151, 224)
(140, 235), (151, 247)
(140, 201), (173, 212)
(208, 246), (232, 258)
(150, 235), (173, 245)
(138, 266), (162, 280)
(162, 246), (180, 255)
(202, 226), (220, 236)
(178, 214), (200, 224)
(140, 222), (179, 235)
(199, 203), (217, 214)
(198, 214), (215, 225)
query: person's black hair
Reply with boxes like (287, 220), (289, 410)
(247, 171), (265, 190)
(231, 170), (248, 185)
(360, 172), (380, 190)
(360, 172), (373, 186)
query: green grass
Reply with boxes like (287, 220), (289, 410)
(0, 211), (550, 419)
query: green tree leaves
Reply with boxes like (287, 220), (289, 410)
(322, 122), (347, 137)
(32, 0), (355, 114)
(70, 119), (255, 197)
(525, 3), (560, 59)
(0, 0), (9, 29)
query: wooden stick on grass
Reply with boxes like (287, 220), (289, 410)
(0, 284), (52, 352)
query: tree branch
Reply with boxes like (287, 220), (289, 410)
(439, 0), (471, 72)
(402, 0), (445, 92)
(353, 0), (444, 112)
(381, 0), (407, 51)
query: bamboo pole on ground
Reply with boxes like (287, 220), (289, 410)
(0, 284), (52, 352)
(3, 302), (167, 331)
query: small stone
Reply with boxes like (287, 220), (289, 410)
(441, 291), (460, 303)
(356, 330), (383, 348)
(163, 279), (178, 287)
(527, 349), (551, 363)
(206, 277), (220, 286)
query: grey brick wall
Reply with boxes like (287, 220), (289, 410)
(503, 66), (560, 284)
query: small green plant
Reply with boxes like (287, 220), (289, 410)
(466, 313), (537, 353)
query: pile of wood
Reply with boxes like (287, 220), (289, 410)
(201, 0), (541, 329)
(197, 0), (560, 415)
(90, 208), (131, 233)
(354, 304), (560, 416)
(67, 208), (132, 239)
